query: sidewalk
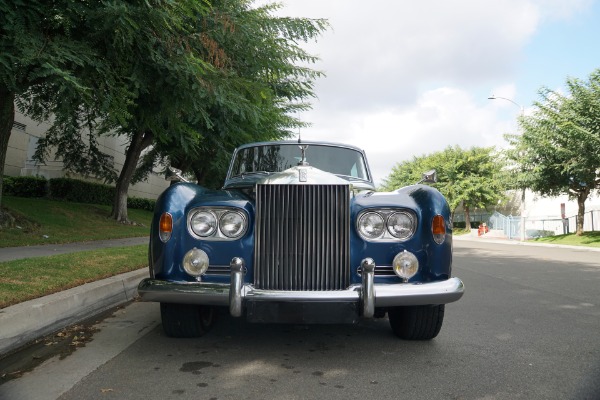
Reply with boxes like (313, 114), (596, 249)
(453, 232), (600, 252)
(0, 236), (148, 262)
(0, 237), (149, 356)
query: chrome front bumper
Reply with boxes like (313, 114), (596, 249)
(138, 257), (464, 319)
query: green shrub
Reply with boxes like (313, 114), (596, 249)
(49, 178), (114, 205)
(128, 196), (156, 211)
(4, 176), (156, 210)
(2, 176), (47, 197)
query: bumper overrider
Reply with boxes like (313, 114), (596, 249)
(138, 257), (464, 320)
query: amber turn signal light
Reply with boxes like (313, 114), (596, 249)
(159, 212), (173, 243)
(432, 215), (445, 244)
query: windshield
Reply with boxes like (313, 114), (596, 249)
(229, 144), (370, 181)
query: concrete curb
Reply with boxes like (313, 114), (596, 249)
(0, 268), (148, 357)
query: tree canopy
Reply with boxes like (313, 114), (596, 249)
(381, 146), (509, 225)
(2, 0), (327, 222)
(506, 69), (600, 235)
(0, 0), (119, 215)
(135, 1), (327, 189)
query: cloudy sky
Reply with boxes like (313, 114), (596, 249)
(271, 0), (600, 185)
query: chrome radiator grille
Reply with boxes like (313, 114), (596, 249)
(254, 184), (350, 291)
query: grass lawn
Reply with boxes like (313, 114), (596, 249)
(0, 196), (152, 247)
(0, 245), (147, 308)
(530, 231), (600, 248)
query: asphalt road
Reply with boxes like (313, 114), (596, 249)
(2, 239), (599, 400)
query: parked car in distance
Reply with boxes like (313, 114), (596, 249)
(138, 141), (464, 340)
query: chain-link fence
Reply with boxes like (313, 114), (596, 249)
(487, 209), (599, 240)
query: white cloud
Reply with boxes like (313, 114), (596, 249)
(266, 0), (593, 185)
(301, 86), (519, 185)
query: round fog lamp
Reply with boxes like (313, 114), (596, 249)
(393, 250), (419, 282)
(183, 248), (209, 277)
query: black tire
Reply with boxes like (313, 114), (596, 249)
(388, 305), (445, 340)
(160, 303), (216, 338)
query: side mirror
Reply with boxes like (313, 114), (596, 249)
(165, 167), (189, 183)
(417, 169), (437, 184)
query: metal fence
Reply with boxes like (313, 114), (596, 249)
(487, 209), (599, 240)
(488, 212), (522, 239)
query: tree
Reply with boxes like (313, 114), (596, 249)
(30, 0), (327, 222)
(133, 1), (327, 189)
(30, 1), (219, 222)
(506, 70), (600, 236)
(381, 146), (509, 226)
(0, 0), (121, 222)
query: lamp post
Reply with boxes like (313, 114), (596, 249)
(488, 95), (526, 241)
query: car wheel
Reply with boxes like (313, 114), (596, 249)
(388, 305), (444, 340)
(160, 303), (217, 338)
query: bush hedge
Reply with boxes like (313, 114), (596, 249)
(2, 176), (156, 211)
(49, 177), (114, 205)
(2, 176), (47, 197)
(453, 221), (483, 229)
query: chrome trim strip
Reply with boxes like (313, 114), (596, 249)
(374, 277), (465, 307)
(138, 277), (465, 309)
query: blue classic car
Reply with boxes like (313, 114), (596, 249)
(138, 141), (464, 340)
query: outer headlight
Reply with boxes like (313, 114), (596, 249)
(219, 211), (246, 238)
(387, 211), (415, 240)
(190, 210), (217, 237)
(358, 212), (385, 239)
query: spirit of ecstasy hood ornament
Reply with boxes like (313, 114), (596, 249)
(298, 144), (309, 166)
(297, 135), (309, 167)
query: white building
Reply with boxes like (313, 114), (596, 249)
(5, 111), (169, 199)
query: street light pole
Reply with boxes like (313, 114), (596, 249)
(488, 95), (526, 241)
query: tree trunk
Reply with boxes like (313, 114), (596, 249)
(576, 189), (589, 236)
(464, 204), (471, 231)
(0, 86), (16, 214)
(110, 130), (154, 222)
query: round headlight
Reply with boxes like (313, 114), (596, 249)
(387, 212), (415, 240)
(358, 212), (385, 239)
(182, 248), (209, 277)
(190, 210), (217, 237)
(220, 211), (246, 238)
(393, 250), (419, 282)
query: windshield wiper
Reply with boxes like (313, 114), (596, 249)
(231, 171), (273, 179)
(335, 174), (370, 182)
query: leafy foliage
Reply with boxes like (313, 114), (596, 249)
(381, 146), (509, 222)
(136, 1), (329, 188)
(506, 69), (600, 235)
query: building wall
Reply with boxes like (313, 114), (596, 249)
(6, 111), (169, 199)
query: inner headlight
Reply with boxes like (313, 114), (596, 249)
(358, 212), (385, 239)
(190, 210), (217, 237)
(387, 211), (415, 240)
(219, 211), (246, 238)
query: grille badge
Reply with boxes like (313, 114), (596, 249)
(299, 168), (308, 182)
